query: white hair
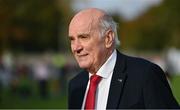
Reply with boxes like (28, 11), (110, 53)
(99, 15), (120, 47)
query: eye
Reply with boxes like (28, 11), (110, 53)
(69, 36), (74, 41)
(80, 35), (87, 39)
(79, 34), (89, 40)
(69, 37), (75, 44)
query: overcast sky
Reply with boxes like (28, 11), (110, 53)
(71, 0), (162, 21)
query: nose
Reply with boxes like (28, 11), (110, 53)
(72, 41), (83, 54)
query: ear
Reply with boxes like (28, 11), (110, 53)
(105, 29), (114, 48)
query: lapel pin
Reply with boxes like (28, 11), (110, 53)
(118, 78), (123, 82)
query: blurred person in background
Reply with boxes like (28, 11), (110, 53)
(16, 63), (32, 99)
(0, 54), (13, 101)
(33, 59), (50, 99)
(68, 8), (179, 109)
(0, 58), (4, 102)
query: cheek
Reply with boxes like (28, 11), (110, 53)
(89, 49), (99, 62)
(94, 46), (105, 59)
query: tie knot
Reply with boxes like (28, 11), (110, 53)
(90, 75), (102, 85)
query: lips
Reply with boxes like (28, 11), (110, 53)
(77, 53), (88, 57)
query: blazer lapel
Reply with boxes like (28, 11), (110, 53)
(106, 51), (127, 109)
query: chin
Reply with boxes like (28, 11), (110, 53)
(78, 62), (90, 69)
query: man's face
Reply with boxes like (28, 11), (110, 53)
(68, 14), (107, 72)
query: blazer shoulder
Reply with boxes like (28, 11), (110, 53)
(124, 53), (161, 70)
(122, 52), (169, 87)
(118, 52), (165, 78)
(69, 70), (88, 85)
(117, 51), (153, 65)
(126, 54), (153, 66)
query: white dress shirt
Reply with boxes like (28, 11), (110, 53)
(81, 49), (117, 110)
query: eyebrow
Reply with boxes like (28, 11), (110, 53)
(69, 32), (90, 38)
(78, 33), (90, 37)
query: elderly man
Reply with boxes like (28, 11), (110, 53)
(68, 8), (179, 109)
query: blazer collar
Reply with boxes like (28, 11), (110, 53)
(106, 50), (127, 109)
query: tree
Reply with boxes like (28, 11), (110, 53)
(119, 0), (180, 51)
(0, 0), (72, 52)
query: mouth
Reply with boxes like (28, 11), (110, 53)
(77, 53), (88, 58)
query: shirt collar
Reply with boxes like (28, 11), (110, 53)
(89, 49), (117, 79)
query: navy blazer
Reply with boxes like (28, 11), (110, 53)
(68, 50), (179, 109)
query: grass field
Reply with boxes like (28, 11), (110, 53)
(0, 93), (67, 109)
(171, 75), (180, 104)
(0, 76), (179, 109)
(0, 79), (68, 109)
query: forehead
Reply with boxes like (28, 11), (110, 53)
(69, 11), (103, 36)
(70, 16), (92, 31)
(69, 16), (94, 35)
